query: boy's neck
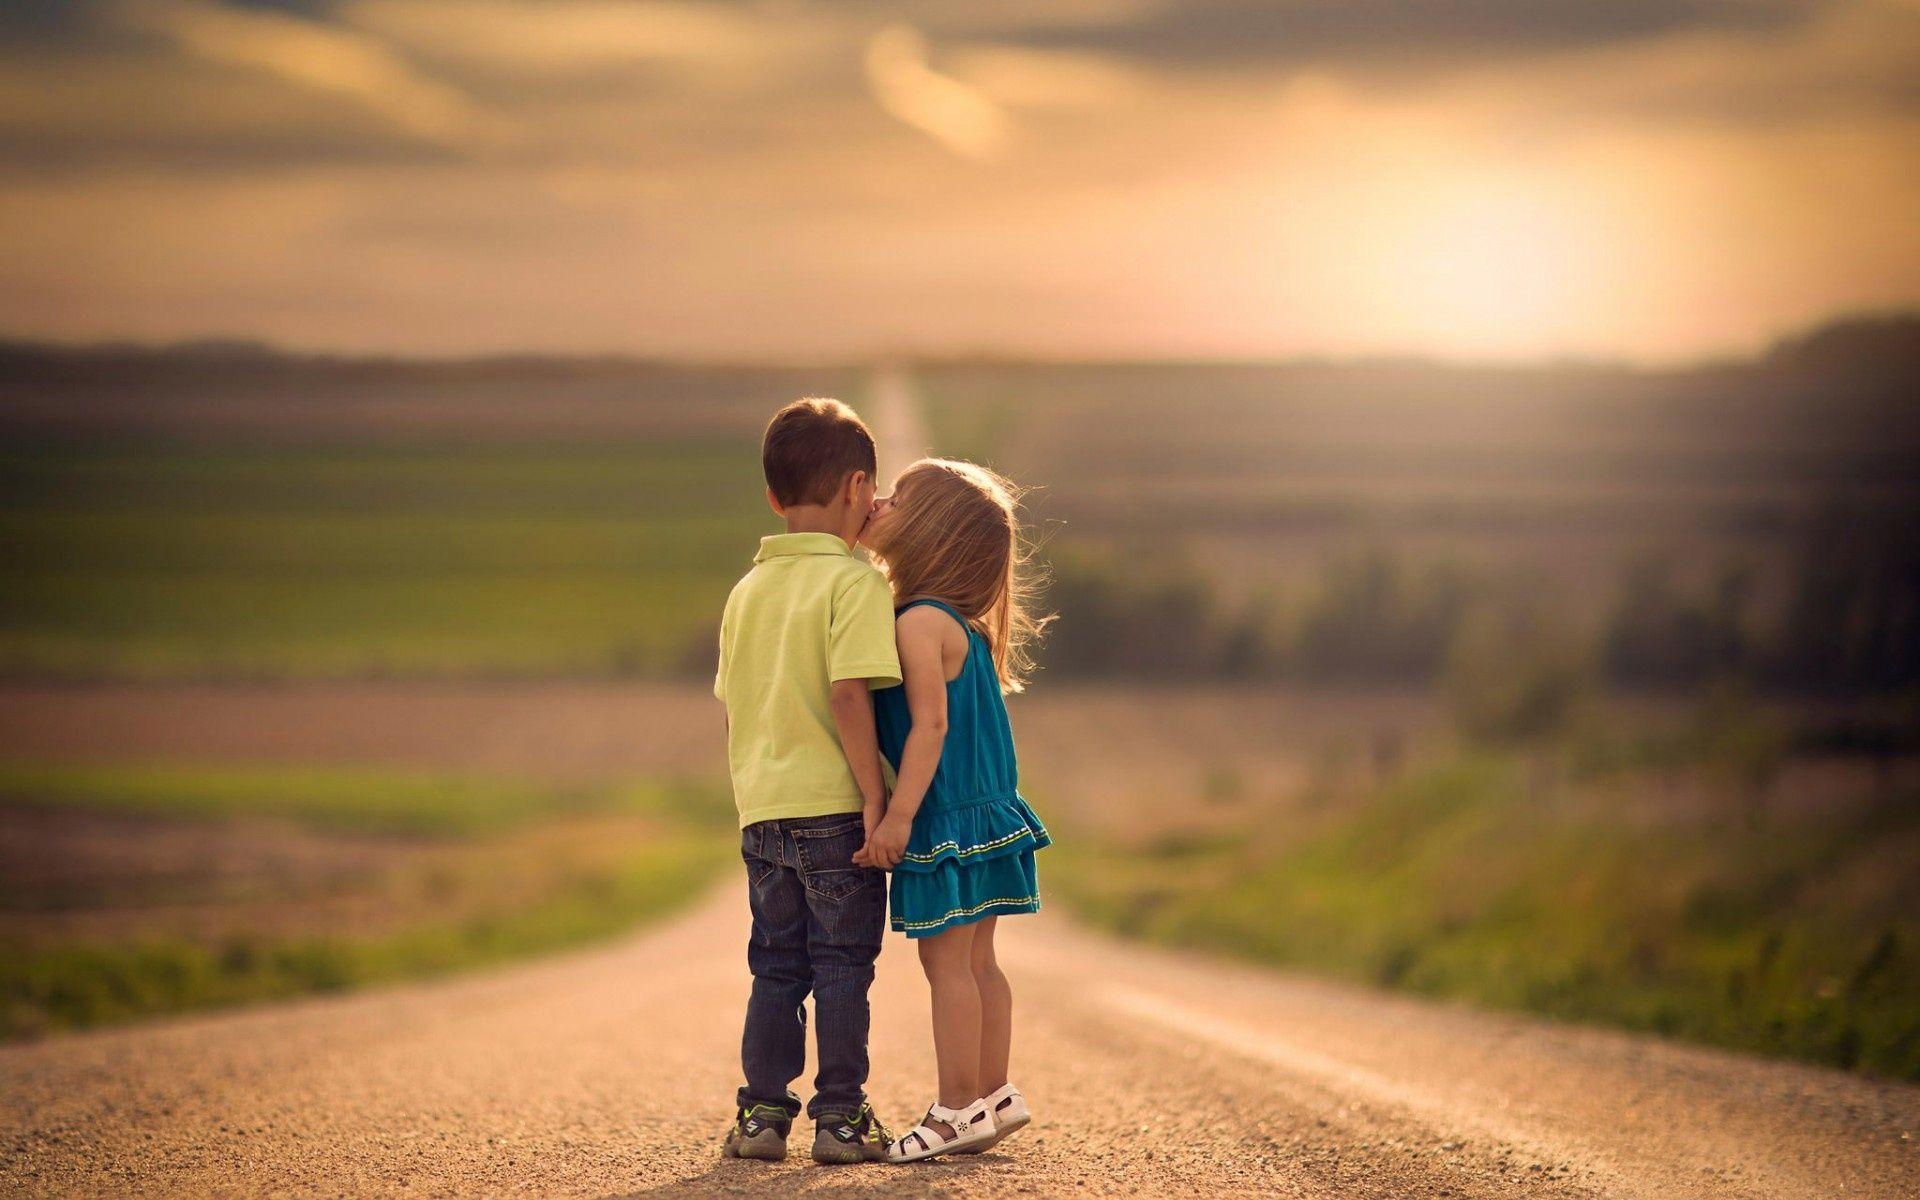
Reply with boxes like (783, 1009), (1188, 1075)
(783, 505), (857, 549)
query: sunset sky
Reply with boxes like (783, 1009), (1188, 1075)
(2, 0), (1916, 361)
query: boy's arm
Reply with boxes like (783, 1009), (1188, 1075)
(852, 609), (948, 869)
(824, 569), (902, 842)
(828, 680), (888, 838)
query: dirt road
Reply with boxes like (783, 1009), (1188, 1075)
(4, 880), (1914, 1199)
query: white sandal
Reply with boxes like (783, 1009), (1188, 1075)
(887, 1098), (995, 1163)
(956, 1083), (1029, 1153)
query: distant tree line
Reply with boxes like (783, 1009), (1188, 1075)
(1035, 498), (1920, 701)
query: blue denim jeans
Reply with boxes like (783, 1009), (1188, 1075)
(736, 813), (887, 1122)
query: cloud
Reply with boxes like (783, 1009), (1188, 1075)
(864, 25), (1011, 159)
(944, 44), (1147, 110)
(340, 0), (823, 81)
(114, 0), (507, 148)
(0, 47), (460, 170)
(1361, 1), (1920, 132)
(977, 0), (1828, 68)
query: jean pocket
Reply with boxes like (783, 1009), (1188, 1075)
(741, 826), (769, 874)
(744, 855), (776, 887)
(793, 819), (873, 902)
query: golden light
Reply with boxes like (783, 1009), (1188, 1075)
(1368, 173), (1607, 359)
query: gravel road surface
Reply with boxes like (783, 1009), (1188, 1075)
(4, 883), (1915, 1198)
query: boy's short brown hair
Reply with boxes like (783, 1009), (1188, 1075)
(762, 398), (877, 507)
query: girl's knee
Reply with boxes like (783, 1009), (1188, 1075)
(971, 961), (1009, 998)
(916, 928), (973, 972)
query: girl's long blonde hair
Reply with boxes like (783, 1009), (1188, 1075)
(869, 457), (1051, 694)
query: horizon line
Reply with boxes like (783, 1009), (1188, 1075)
(3, 309), (1913, 375)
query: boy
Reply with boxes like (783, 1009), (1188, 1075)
(714, 398), (900, 1165)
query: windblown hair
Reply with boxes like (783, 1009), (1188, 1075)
(869, 458), (1052, 694)
(762, 398), (876, 507)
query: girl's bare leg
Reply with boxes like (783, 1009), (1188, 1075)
(969, 916), (1012, 1094)
(917, 924), (982, 1110)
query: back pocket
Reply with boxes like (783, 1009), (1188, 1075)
(793, 819), (874, 902)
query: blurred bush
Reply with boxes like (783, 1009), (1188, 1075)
(1770, 500), (1920, 694)
(1443, 597), (1591, 745)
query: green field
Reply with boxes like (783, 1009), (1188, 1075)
(0, 441), (769, 678)
(0, 763), (734, 1037)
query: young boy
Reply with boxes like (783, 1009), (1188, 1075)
(715, 398), (900, 1165)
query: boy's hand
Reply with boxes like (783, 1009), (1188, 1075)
(852, 813), (910, 870)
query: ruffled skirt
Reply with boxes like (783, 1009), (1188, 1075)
(889, 792), (1050, 939)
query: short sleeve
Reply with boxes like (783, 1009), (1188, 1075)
(712, 601), (731, 703)
(828, 569), (903, 689)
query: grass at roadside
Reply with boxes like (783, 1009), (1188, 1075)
(0, 762), (708, 838)
(1048, 753), (1920, 1080)
(1, 833), (722, 1037)
(0, 763), (736, 1037)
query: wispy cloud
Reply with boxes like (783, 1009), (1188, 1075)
(945, 44), (1146, 110)
(342, 0), (817, 80)
(115, 0), (506, 148)
(865, 25), (1010, 159)
(990, 0), (1825, 67)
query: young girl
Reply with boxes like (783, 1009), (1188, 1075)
(852, 457), (1051, 1164)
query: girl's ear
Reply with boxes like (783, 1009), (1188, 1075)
(765, 487), (785, 517)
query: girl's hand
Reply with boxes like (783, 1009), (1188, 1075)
(853, 813), (911, 870)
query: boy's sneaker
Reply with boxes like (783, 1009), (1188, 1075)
(721, 1103), (793, 1162)
(811, 1104), (893, 1164)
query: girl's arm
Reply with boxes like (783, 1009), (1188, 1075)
(852, 608), (950, 869)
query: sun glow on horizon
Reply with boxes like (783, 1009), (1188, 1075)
(1362, 176), (1610, 359)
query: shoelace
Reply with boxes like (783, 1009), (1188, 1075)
(858, 1104), (894, 1146)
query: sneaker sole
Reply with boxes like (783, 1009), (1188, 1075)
(723, 1127), (788, 1162)
(955, 1112), (1030, 1155)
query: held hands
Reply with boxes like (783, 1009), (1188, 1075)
(852, 813), (911, 871)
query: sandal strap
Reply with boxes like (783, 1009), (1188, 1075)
(935, 1103), (988, 1130)
(905, 1104), (979, 1151)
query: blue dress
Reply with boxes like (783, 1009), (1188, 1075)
(874, 599), (1050, 939)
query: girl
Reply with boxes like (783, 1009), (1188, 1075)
(852, 457), (1051, 1164)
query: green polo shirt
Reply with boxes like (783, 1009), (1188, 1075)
(715, 532), (903, 828)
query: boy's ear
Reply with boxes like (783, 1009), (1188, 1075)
(765, 487), (786, 517)
(843, 470), (870, 505)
